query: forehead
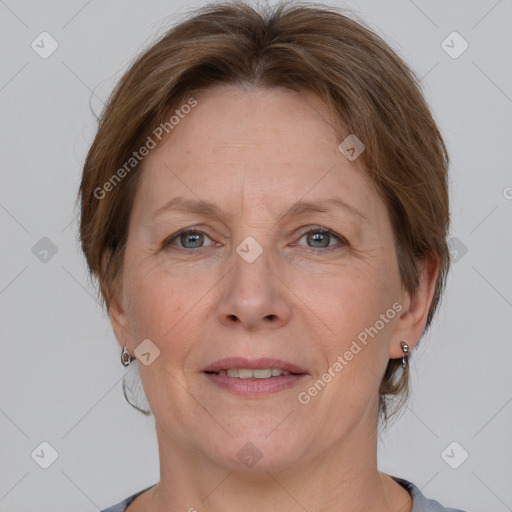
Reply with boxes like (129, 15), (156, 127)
(171, 84), (340, 154)
(133, 84), (379, 220)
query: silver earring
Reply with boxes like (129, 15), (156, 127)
(400, 341), (409, 369)
(121, 345), (136, 366)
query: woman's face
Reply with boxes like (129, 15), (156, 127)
(111, 84), (414, 471)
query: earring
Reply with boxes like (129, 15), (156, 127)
(400, 341), (409, 369)
(121, 345), (136, 366)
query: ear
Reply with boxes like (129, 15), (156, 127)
(101, 250), (131, 350)
(109, 291), (132, 351)
(389, 253), (440, 358)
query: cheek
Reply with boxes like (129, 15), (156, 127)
(308, 278), (397, 421)
(297, 264), (400, 406)
(300, 261), (397, 334)
(122, 256), (192, 357)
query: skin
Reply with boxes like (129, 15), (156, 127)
(107, 84), (439, 512)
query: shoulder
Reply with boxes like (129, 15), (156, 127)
(100, 484), (157, 512)
(394, 477), (468, 512)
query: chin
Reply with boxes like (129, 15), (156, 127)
(204, 430), (307, 473)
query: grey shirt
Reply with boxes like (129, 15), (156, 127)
(100, 477), (468, 511)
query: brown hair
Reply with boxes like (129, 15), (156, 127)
(77, 0), (450, 422)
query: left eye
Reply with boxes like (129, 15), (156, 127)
(295, 227), (347, 250)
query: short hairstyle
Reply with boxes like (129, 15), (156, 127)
(77, 0), (450, 423)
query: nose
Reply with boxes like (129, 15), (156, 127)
(216, 242), (292, 331)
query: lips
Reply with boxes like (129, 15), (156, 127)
(202, 357), (309, 396)
(202, 357), (308, 375)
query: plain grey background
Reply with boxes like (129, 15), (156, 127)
(1, 1), (511, 511)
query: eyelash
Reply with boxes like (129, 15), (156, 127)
(163, 226), (348, 253)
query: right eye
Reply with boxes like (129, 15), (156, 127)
(163, 228), (217, 250)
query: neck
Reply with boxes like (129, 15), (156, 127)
(140, 414), (411, 512)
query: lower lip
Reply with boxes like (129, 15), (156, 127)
(203, 372), (307, 397)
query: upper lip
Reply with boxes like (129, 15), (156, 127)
(202, 357), (308, 375)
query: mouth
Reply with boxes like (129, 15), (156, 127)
(205, 368), (294, 378)
(202, 357), (308, 397)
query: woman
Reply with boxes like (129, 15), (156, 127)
(78, 1), (467, 510)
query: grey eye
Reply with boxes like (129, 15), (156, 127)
(169, 229), (214, 249)
(304, 231), (332, 248)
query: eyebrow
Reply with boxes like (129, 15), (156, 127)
(151, 196), (367, 222)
